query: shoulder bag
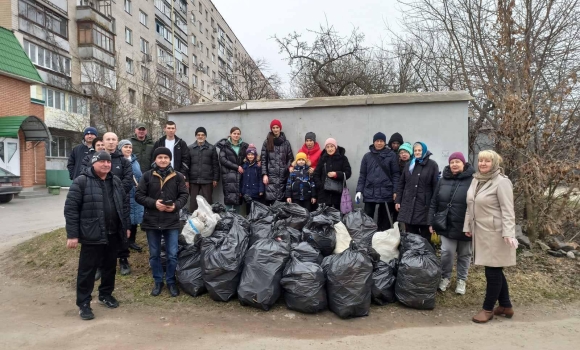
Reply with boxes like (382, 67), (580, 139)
(432, 181), (460, 232)
(323, 163), (343, 193)
(340, 177), (353, 214)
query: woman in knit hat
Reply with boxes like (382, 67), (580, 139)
(398, 142), (413, 173)
(428, 151), (474, 295)
(261, 119), (294, 205)
(312, 138), (351, 210)
(240, 144), (264, 214)
(217, 127), (249, 212)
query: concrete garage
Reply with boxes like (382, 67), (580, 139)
(168, 91), (472, 204)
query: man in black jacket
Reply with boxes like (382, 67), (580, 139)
(151, 121), (190, 180)
(186, 127), (219, 212)
(67, 127), (98, 180)
(64, 151), (131, 320)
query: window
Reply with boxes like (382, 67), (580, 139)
(198, 20), (202, 33)
(205, 10), (208, 21)
(201, 79), (204, 91)
(206, 48), (209, 58)
(176, 38), (188, 54)
(46, 135), (72, 158)
(129, 89), (136, 104)
(23, 41), (71, 76)
(190, 13), (196, 23)
(205, 28), (208, 39)
(198, 2), (202, 13)
(140, 37), (149, 54)
(125, 27), (133, 45)
(179, 0), (186, 12)
(68, 95), (87, 115)
(191, 35), (196, 45)
(192, 54), (197, 65)
(176, 60), (188, 76)
(212, 71), (215, 79)
(139, 10), (147, 26)
(199, 41), (204, 51)
(79, 23), (114, 53)
(206, 65), (209, 75)
(158, 73), (170, 88)
(126, 57), (134, 74)
(192, 75), (197, 86)
(157, 46), (172, 67)
(155, 20), (172, 42)
(124, 0), (131, 14)
(141, 66), (150, 82)
(19, 0), (68, 38)
(211, 53), (215, 62)
(154, 0), (171, 17)
(44, 88), (65, 110)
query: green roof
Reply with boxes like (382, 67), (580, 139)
(0, 116), (51, 140)
(0, 27), (43, 84)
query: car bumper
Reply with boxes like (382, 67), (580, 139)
(0, 186), (22, 195)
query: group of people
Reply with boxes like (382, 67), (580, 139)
(64, 119), (518, 324)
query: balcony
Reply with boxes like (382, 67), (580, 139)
(76, 0), (114, 33)
(78, 46), (115, 67)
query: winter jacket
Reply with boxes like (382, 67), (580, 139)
(109, 150), (134, 194)
(67, 141), (91, 180)
(129, 154), (144, 225)
(187, 141), (220, 184)
(428, 164), (475, 241)
(240, 159), (264, 199)
(395, 152), (439, 225)
(135, 168), (189, 231)
(298, 142), (322, 170)
(398, 158), (410, 173)
(312, 146), (352, 209)
(356, 145), (400, 203)
(130, 135), (155, 172)
(216, 138), (248, 205)
(151, 135), (190, 180)
(285, 164), (316, 201)
(261, 132), (294, 201)
(80, 148), (98, 175)
(64, 167), (130, 244)
(463, 172), (516, 267)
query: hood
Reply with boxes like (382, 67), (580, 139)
(443, 162), (475, 179)
(217, 137), (247, 150)
(368, 144), (395, 155)
(291, 159), (312, 167)
(321, 145), (346, 158)
(388, 132), (404, 148)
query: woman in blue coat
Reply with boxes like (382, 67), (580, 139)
(119, 139), (144, 252)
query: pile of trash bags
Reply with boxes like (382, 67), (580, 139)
(176, 236), (206, 297)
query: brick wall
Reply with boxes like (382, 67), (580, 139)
(0, 75), (46, 187)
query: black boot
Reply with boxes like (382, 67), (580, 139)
(119, 258), (131, 276)
(168, 283), (180, 297)
(128, 242), (142, 252)
(151, 282), (164, 296)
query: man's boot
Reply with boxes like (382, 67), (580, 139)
(151, 282), (164, 296)
(119, 258), (131, 276)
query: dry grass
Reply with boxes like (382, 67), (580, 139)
(2, 228), (580, 310)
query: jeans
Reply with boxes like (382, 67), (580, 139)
(364, 202), (396, 231)
(440, 236), (472, 280)
(76, 234), (119, 306)
(146, 229), (179, 284)
(483, 267), (512, 311)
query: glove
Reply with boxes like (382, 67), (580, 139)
(355, 192), (362, 204)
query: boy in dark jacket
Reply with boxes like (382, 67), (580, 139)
(286, 152), (317, 211)
(240, 144), (264, 214)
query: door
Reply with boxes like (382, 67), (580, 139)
(0, 138), (20, 176)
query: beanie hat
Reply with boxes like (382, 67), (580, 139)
(295, 152), (307, 162)
(153, 147), (172, 161)
(399, 142), (413, 156)
(373, 132), (386, 143)
(246, 144), (257, 155)
(270, 119), (282, 130)
(448, 151), (466, 165)
(117, 139), (132, 151)
(91, 150), (111, 164)
(388, 132), (404, 148)
(305, 132), (316, 142)
(84, 127), (98, 136)
(324, 138), (337, 148)
(195, 127), (207, 136)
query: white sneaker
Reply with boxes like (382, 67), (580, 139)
(438, 278), (451, 292)
(456, 279), (467, 295)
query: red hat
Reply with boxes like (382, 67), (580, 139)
(448, 152), (466, 164)
(270, 119), (282, 130)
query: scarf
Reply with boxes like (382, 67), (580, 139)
(474, 167), (503, 193)
(409, 142), (428, 174)
(153, 164), (174, 179)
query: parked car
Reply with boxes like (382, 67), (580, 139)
(0, 167), (22, 203)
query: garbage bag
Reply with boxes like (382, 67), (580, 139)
(372, 258), (398, 305)
(372, 223), (401, 263)
(303, 215), (336, 257)
(342, 209), (378, 248)
(281, 251), (327, 313)
(237, 233), (291, 311)
(292, 242), (323, 265)
(182, 196), (221, 243)
(176, 238), (206, 297)
(201, 215), (250, 302)
(333, 221), (351, 254)
(273, 202), (310, 231)
(248, 202), (276, 247)
(212, 202), (227, 214)
(395, 233), (440, 310)
(321, 241), (375, 319)
(312, 204), (342, 224)
(275, 224), (303, 248)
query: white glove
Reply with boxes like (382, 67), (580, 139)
(504, 237), (519, 249)
(355, 192), (362, 204)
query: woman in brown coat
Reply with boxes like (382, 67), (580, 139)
(464, 150), (518, 323)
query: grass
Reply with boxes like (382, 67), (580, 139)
(3, 228), (580, 310)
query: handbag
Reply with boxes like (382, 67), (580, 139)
(323, 164), (343, 193)
(340, 178), (353, 214)
(432, 181), (460, 232)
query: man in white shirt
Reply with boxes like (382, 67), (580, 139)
(151, 121), (190, 183)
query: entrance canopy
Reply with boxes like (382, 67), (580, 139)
(0, 116), (51, 141)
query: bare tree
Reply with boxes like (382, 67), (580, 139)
(213, 57), (281, 101)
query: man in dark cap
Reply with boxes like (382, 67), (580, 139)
(67, 127), (98, 180)
(130, 122), (155, 172)
(186, 127), (219, 212)
(64, 151), (131, 320)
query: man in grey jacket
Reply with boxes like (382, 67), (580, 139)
(186, 127), (219, 212)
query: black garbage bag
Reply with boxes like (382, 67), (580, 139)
(342, 209), (378, 248)
(372, 258), (398, 305)
(273, 202), (310, 231)
(303, 215), (336, 257)
(212, 202), (227, 214)
(321, 241), (375, 319)
(311, 204), (342, 223)
(395, 233), (440, 310)
(201, 215), (250, 302)
(176, 238), (206, 297)
(237, 233), (291, 311)
(248, 202), (276, 247)
(292, 242), (323, 264)
(281, 251), (327, 313)
(273, 221), (302, 247)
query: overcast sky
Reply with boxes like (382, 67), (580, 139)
(211, 0), (403, 96)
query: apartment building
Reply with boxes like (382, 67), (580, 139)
(0, 0), (266, 182)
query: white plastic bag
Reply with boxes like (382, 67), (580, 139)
(333, 221), (352, 254)
(181, 196), (221, 244)
(372, 222), (401, 263)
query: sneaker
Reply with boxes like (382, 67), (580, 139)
(438, 278), (451, 292)
(455, 279), (467, 295)
(95, 268), (101, 281)
(98, 295), (119, 308)
(79, 304), (94, 320)
(119, 258), (131, 276)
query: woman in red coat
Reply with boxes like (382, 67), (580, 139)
(298, 132), (322, 174)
